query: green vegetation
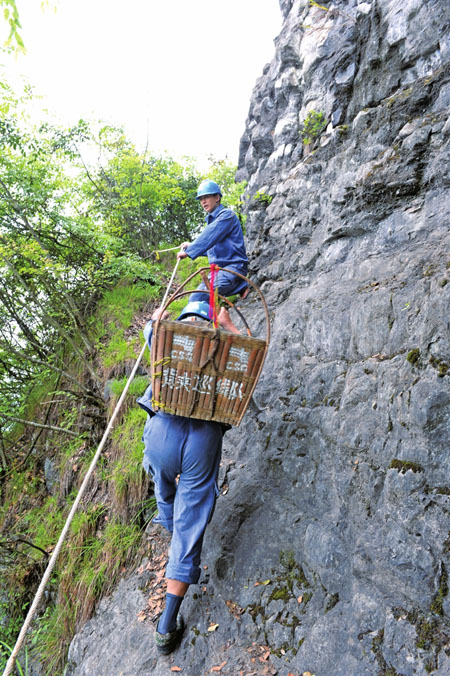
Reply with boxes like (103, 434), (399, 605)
(244, 551), (312, 661)
(0, 79), (243, 674)
(386, 87), (413, 108)
(253, 189), (273, 206)
(389, 459), (424, 474)
(430, 564), (448, 616)
(267, 550), (310, 605)
(429, 355), (449, 377)
(0, 271), (156, 673)
(406, 348), (420, 365)
(301, 110), (327, 145)
(405, 350), (448, 376)
(309, 0), (330, 10)
(370, 629), (406, 676)
(1, 0), (24, 52)
(399, 604), (450, 670)
(0, 641), (28, 676)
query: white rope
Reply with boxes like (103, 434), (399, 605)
(143, 243), (187, 259)
(2, 258), (182, 676)
(159, 257), (181, 309)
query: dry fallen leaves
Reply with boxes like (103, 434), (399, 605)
(245, 643), (277, 673)
(171, 667), (182, 672)
(139, 525), (171, 621)
(207, 622), (219, 632)
(225, 599), (244, 620)
(259, 649), (270, 662)
(211, 660), (227, 672)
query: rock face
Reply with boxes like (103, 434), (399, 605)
(66, 1), (450, 675)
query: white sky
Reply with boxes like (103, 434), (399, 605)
(1, 0), (281, 167)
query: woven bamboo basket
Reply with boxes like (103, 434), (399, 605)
(150, 267), (270, 426)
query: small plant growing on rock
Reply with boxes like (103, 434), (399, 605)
(389, 459), (424, 474)
(309, 0), (330, 9)
(301, 110), (327, 145)
(253, 190), (273, 206)
(429, 355), (449, 377)
(430, 563), (448, 616)
(406, 348), (420, 366)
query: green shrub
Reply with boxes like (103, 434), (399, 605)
(253, 190), (273, 206)
(301, 110), (327, 145)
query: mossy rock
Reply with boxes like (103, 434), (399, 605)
(406, 348), (420, 366)
(389, 459), (424, 474)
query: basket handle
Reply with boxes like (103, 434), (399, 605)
(157, 266), (271, 344)
(157, 287), (252, 336)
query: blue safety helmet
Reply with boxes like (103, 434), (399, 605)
(196, 179), (222, 200)
(177, 301), (211, 322)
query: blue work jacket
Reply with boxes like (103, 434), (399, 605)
(185, 204), (248, 272)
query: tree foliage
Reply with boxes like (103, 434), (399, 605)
(0, 0), (24, 52)
(0, 84), (242, 472)
(84, 125), (203, 254)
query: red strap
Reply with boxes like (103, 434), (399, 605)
(209, 264), (219, 327)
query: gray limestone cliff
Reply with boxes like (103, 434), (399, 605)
(66, 1), (450, 674)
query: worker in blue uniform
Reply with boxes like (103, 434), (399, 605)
(177, 179), (249, 301)
(138, 301), (229, 655)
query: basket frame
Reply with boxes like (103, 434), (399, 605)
(150, 267), (270, 426)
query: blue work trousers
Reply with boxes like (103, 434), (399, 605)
(189, 267), (248, 303)
(142, 413), (223, 584)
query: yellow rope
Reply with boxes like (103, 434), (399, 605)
(153, 357), (171, 367)
(152, 356), (171, 378)
(151, 397), (176, 414)
(145, 244), (184, 260)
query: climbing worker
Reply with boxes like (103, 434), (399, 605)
(137, 301), (230, 655)
(177, 179), (249, 302)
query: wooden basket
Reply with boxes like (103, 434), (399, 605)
(151, 267), (270, 426)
